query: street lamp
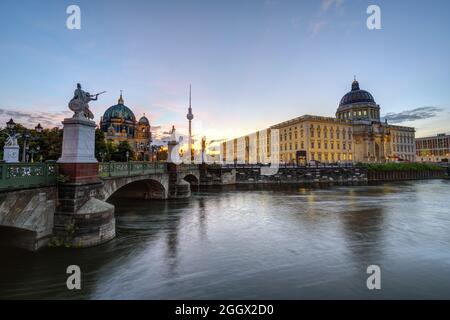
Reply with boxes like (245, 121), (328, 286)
(126, 150), (130, 162)
(6, 118), (16, 130)
(28, 146), (40, 163)
(35, 123), (43, 133)
(21, 129), (31, 163)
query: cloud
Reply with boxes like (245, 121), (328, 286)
(0, 107), (71, 128)
(310, 0), (344, 36)
(311, 20), (326, 35)
(382, 106), (444, 123)
(264, 0), (279, 7)
(321, 0), (344, 12)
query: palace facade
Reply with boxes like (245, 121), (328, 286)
(99, 93), (153, 160)
(416, 133), (450, 162)
(222, 79), (416, 164)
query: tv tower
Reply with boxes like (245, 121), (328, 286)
(187, 85), (194, 162)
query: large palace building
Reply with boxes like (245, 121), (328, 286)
(99, 93), (153, 160)
(222, 79), (416, 164)
(416, 133), (450, 162)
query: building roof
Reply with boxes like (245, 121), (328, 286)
(102, 93), (136, 123)
(337, 79), (376, 111)
(138, 114), (150, 125)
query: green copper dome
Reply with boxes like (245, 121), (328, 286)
(138, 115), (149, 125)
(102, 93), (136, 123)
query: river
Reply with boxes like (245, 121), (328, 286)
(1, 180), (450, 299)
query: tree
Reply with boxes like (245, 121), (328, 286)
(37, 128), (63, 161)
(110, 141), (134, 162)
(95, 129), (108, 161)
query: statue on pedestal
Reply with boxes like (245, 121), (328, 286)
(68, 83), (105, 120)
(4, 132), (20, 147)
(3, 132), (21, 163)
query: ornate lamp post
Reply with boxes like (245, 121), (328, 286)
(6, 118), (16, 130)
(126, 150), (130, 162)
(28, 146), (40, 163)
(99, 151), (106, 163)
(21, 129), (31, 162)
(35, 123), (43, 133)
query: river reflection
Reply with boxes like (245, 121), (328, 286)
(1, 180), (450, 299)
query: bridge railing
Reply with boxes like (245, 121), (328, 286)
(179, 163), (199, 171)
(0, 162), (57, 191)
(98, 161), (167, 178)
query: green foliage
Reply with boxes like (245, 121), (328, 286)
(37, 128), (63, 161)
(95, 129), (108, 161)
(361, 162), (444, 171)
(56, 174), (70, 183)
(110, 141), (134, 162)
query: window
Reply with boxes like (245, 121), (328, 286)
(318, 141), (321, 149)
(324, 142), (328, 149)
(343, 143), (346, 150)
(311, 141), (315, 149)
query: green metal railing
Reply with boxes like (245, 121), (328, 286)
(179, 163), (199, 171)
(98, 161), (167, 178)
(0, 161), (199, 190)
(0, 162), (57, 190)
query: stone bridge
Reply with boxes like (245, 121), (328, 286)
(0, 161), (200, 251)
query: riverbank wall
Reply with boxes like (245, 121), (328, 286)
(200, 165), (448, 187)
(367, 169), (446, 182)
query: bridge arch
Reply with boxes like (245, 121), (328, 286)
(183, 173), (199, 185)
(101, 174), (169, 201)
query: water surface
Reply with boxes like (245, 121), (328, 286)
(1, 180), (450, 299)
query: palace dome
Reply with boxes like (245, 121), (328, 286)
(337, 79), (376, 110)
(102, 93), (136, 123)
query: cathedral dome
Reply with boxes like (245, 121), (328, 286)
(138, 114), (149, 125)
(338, 79), (376, 110)
(102, 93), (136, 123)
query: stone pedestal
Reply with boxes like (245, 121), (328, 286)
(58, 117), (99, 183)
(53, 116), (116, 248)
(167, 140), (181, 164)
(3, 145), (20, 163)
(58, 117), (97, 164)
(167, 163), (191, 198)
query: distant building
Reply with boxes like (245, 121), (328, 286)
(222, 79), (416, 164)
(99, 92), (152, 160)
(416, 133), (450, 162)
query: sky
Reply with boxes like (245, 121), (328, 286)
(0, 0), (449, 142)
